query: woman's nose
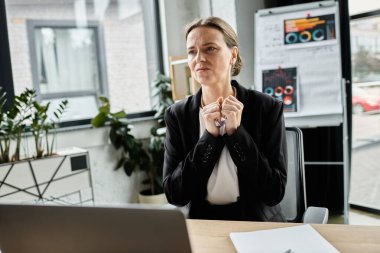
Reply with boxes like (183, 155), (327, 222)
(196, 52), (206, 62)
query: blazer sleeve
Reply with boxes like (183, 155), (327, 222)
(223, 99), (287, 206)
(163, 106), (225, 206)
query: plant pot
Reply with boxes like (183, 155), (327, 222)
(138, 189), (167, 204)
(0, 147), (93, 205)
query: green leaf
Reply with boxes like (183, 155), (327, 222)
(99, 104), (110, 114)
(114, 157), (125, 170)
(98, 96), (109, 104)
(109, 128), (122, 149)
(91, 112), (107, 127)
(111, 110), (127, 119)
(123, 161), (134, 176)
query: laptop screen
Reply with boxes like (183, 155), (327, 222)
(0, 204), (192, 253)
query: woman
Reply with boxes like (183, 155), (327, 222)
(163, 17), (287, 221)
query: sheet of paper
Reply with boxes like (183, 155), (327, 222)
(230, 224), (340, 253)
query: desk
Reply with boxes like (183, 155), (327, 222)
(186, 219), (380, 253)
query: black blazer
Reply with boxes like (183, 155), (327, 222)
(163, 81), (287, 221)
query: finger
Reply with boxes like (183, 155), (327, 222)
(222, 101), (243, 112)
(224, 95), (243, 108)
(217, 97), (223, 107)
(226, 95), (241, 103)
(203, 101), (219, 109)
(223, 95), (241, 104)
(221, 110), (237, 121)
(202, 103), (220, 114)
(203, 111), (222, 121)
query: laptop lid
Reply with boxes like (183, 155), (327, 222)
(0, 204), (192, 253)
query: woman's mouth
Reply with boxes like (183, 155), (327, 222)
(196, 67), (209, 72)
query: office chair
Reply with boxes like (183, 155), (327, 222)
(279, 127), (329, 224)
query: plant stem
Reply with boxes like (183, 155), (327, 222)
(4, 138), (10, 163)
(45, 130), (49, 156)
(14, 132), (21, 161)
(0, 139), (4, 162)
(50, 132), (56, 155)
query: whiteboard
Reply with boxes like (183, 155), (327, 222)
(254, 1), (343, 127)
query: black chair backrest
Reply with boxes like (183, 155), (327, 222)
(279, 127), (307, 222)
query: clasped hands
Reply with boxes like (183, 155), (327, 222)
(201, 95), (244, 137)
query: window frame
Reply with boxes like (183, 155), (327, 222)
(0, 0), (15, 111)
(27, 19), (108, 101)
(351, 9), (380, 20)
(349, 8), (380, 214)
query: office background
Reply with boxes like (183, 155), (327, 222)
(0, 0), (379, 223)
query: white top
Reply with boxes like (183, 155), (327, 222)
(199, 112), (240, 204)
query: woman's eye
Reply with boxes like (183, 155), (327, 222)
(206, 47), (216, 53)
(187, 50), (196, 56)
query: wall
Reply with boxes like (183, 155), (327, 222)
(235, 0), (265, 88)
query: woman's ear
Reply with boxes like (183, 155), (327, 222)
(230, 46), (238, 64)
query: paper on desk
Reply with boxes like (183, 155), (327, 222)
(230, 224), (340, 253)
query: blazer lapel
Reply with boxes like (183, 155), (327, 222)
(188, 89), (202, 146)
(232, 80), (250, 126)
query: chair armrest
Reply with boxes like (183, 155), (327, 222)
(163, 203), (189, 218)
(303, 206), (329, 224)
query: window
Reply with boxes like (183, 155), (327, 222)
(5, 0), (160, 122)
(27, 21), (106, 120)
(349, 0), (380, 16)
(351, 16), (380, 83)
(349, 2), (380, 212)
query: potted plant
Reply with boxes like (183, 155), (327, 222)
(0, 88), (68, 162)
(0, 88), (92, 205)
(91, 96), (151, 178)
(92, 72), (173, 204)
(139, 72), (173, 203)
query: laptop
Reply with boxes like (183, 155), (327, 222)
(0, 203), (192, 253)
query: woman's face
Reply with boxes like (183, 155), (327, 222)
(186, 26), (237, 87)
